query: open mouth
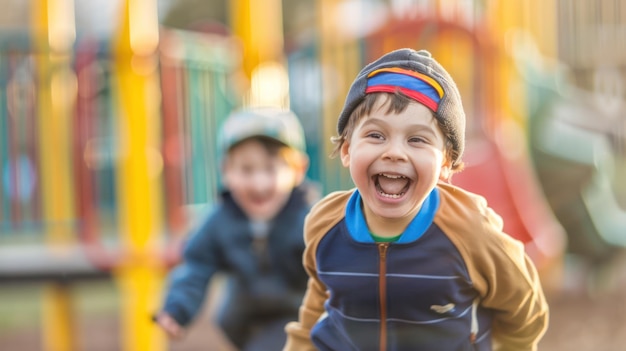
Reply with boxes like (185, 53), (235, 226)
(374, 173), (410, 199)
(248, 193), (272, 205)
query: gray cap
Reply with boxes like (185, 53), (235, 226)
(218, 107), (306, 155)
(337, 48), (466, 166)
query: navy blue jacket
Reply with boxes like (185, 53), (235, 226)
(284, 183), (548, 351)
(161, 182), (318, 326)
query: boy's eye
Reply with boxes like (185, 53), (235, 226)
(366, 132), (384, 140)
(409, 136), (426, 143)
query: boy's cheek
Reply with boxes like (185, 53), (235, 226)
(276, 168), (300, 190)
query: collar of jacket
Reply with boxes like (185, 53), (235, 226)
(345, 187), (440, 244)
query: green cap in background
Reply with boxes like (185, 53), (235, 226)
(218, 107), (307, 156)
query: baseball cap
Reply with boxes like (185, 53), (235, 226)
(218, 107), (307, 156)
(337, 48), (466, 167)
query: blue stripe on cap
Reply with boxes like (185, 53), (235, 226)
(367, 72), (442, 104)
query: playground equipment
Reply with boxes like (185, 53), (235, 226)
(1, 2), (241, 351)
(524, 58), (626, 265)
(521, 0), (626, 267)
(4, 0), (624, 350)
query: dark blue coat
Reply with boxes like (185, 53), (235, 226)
(162, 182), (318, 327)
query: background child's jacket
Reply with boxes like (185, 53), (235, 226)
(162, 182), (318, 327)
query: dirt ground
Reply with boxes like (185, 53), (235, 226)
(1, 254), (625, 351)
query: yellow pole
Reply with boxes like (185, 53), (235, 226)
(317, 0), (359, 192)
(526, 0), (557, 60)
(486, 0), (558, 117)
(31, 0), (77, 350)
(230, 0), (290, 108)
(483, 0), (527, 128)
(486, 0), (557, 126)
(229, 0), (285, 79)
(42, 284), (74, 351)
(111, 1), (166, 350)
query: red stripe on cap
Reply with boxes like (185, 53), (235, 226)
(365, 85), (439, 111)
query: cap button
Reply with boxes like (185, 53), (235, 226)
(416, 50), (432, 58)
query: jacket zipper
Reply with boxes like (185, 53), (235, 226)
(378, 243), (390, 351)
(377, 243), (479, 350)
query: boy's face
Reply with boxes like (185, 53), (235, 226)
(340, 98), (451, 224)
(223, 139), (301, 221)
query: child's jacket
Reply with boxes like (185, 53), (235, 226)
(162, 182), (318, 327)
(284, 182), (548, 351)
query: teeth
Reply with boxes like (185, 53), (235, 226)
(379, 191), (402, 199)
(379, 173), (406, 179)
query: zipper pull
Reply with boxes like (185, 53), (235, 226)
(378, 242), (389, 258)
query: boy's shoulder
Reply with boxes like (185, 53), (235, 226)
(303, 189), (355, 242)
(435, 182), (525, 259)
(311, 189), (354, 212)
(435, 182), (504, 230)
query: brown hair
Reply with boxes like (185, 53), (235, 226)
(330, 92), (464, 174)
(228, 136), (308, 173)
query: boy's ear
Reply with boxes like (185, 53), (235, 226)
(439, 157), (453, 181)
(340, 142), (350, 167)
(294, 153), (310, 185)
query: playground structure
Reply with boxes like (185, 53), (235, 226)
(2, 1), (244, 350)
(1, 1), (625, 351)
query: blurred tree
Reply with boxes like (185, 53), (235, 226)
(160, 0), (228, 31)
(0, 0), (29, 30)
(159, 0), (316, 43)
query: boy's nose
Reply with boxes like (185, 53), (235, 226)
(382, 140), (408, 161)
(251, 171), (274, 191)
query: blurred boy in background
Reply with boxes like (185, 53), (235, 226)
(156, 107), (319, 351)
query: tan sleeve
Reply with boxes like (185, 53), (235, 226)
(283, 190), (353, 351)
(435, 183), (549, 351)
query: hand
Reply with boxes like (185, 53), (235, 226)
(155, 312), (186, 340)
